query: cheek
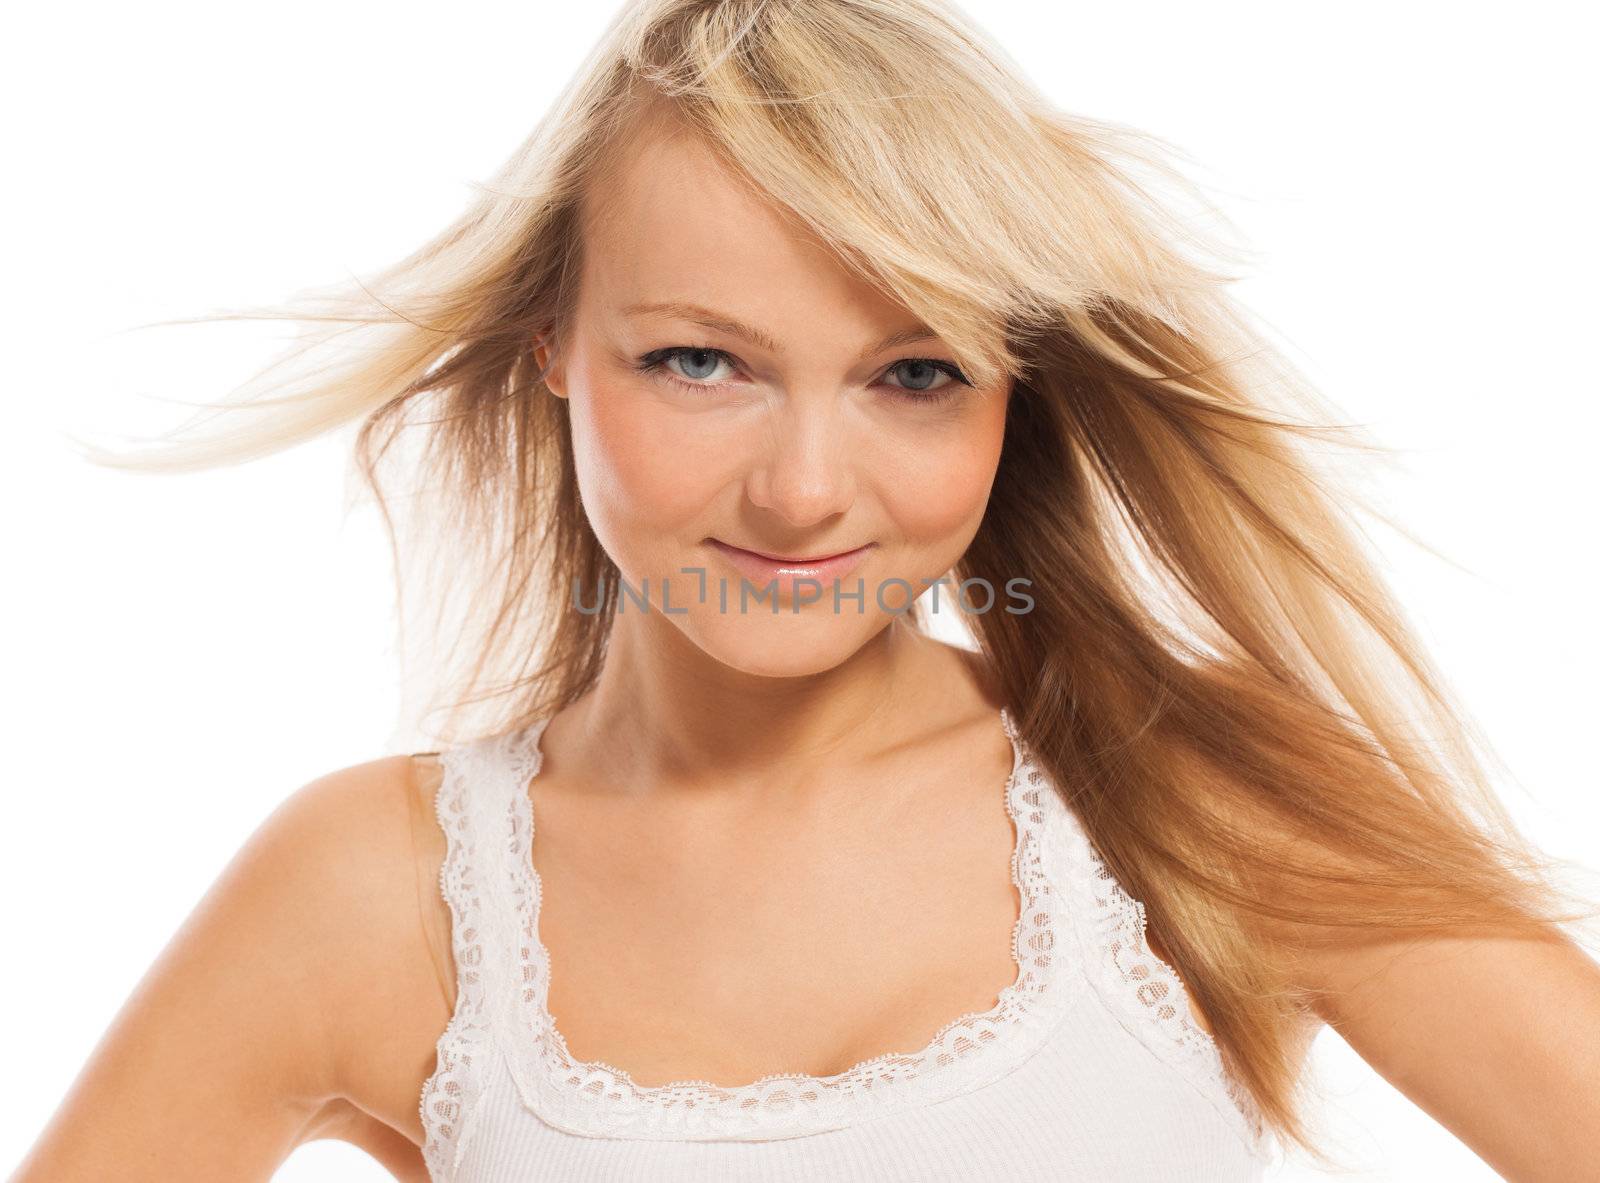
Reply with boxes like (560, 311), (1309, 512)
(877, 403), (1007, 545)
(568, 373), (721, 551)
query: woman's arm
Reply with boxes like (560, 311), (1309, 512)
(9, 755), (429, 1182)
(1299, 925), (1600, 1182)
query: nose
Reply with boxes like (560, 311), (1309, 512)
(743, 398), (859, 527)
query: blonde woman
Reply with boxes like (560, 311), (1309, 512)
(15, 1), (1600, 1181)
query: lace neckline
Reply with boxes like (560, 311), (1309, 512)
(495, 706), (1080, 1140)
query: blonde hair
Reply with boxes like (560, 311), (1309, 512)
(71, 0), (1600, 1165)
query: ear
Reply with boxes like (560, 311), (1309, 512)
(533, 335), (569, 400)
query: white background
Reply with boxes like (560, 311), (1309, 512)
(3, 1), (1595, 1179)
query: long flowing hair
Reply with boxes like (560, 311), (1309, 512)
(72, 0), (1600, 1165)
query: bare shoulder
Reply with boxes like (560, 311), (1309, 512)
(266, 750), (458, 1170)
(12, 750), (454, 1181)
(289, 751), (459, 1141)
(292, 750), (458, 1166)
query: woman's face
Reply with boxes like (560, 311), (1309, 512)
(537, 125), (1011, 677)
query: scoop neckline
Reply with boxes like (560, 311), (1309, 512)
(489, 705), (1080, 1140)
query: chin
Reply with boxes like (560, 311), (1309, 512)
(672, 608), (886, 679)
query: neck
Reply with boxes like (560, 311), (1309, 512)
(561, 611), (960, 801)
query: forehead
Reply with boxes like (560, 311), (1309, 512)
(577, 119), (876, 314)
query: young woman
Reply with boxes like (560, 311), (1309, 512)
(17, 1), (1600, 1180)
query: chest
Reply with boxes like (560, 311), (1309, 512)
(528, 752), (1025, 1087)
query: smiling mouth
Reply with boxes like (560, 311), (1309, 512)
(709, 539), (870, 564)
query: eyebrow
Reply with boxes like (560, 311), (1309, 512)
(621, 300), (941, 361)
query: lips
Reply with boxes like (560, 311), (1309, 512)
(704, 537), (876, 596)
(733, 543), (864, 564)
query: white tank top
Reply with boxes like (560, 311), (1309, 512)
(418, 708), (1281, 1181)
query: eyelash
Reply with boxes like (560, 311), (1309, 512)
(633, 346), (971, 404)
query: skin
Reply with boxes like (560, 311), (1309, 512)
(16, 118), (1600, 1183)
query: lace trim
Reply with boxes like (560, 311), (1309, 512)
(1050, 772), (1273, 1159)
(418, 745), (502, 1181)
(417, 708), (1278, 1161)
(498, 707), (1083, 1140)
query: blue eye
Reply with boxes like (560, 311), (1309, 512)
(636, 344), (736, 385)
(659, 347), (734, 384)
(883, 358), (961, 395)
(630, 342), (966, 401)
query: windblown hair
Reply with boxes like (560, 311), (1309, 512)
(74, 0), (1600, 1166)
